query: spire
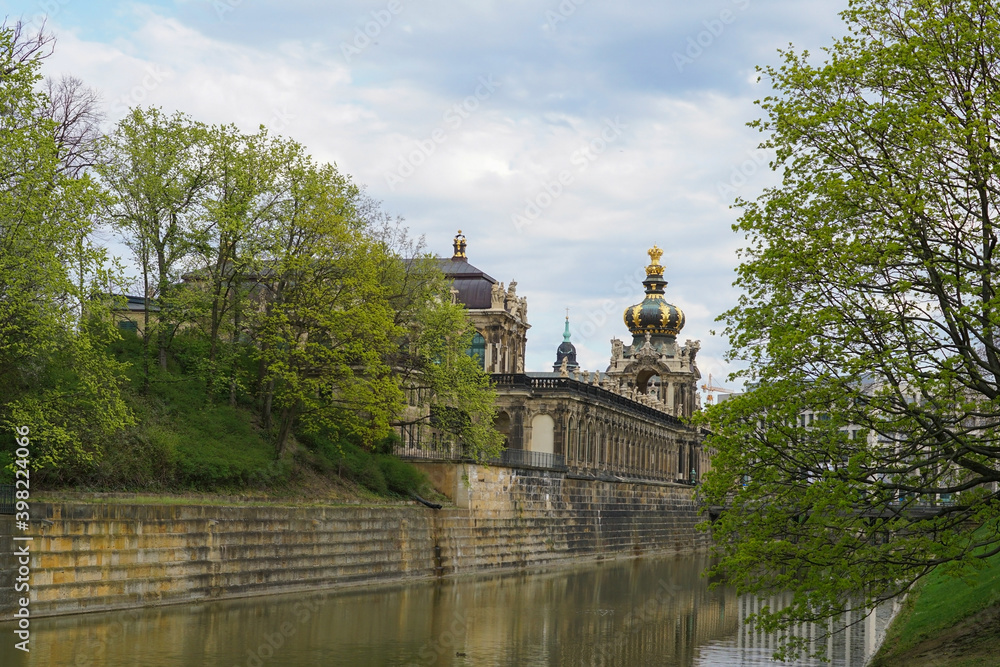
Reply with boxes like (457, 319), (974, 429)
(452, 230), (467, 260)
(553, 308), (580, 372)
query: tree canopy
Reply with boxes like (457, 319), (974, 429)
(701, 0), (1000, 658)
(0, 21), (133, 477)
(0, 20), (501, 484)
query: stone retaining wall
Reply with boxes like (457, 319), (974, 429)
(0, 465), (708, 620)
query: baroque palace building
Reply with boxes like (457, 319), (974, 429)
(399, 232), (709, 484)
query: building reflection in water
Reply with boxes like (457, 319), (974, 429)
(0, 553), (893, 667)
(695, 593), (896, 666)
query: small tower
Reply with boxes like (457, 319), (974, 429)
(606, 245), (701, 418)
(452, 230), (467, 260)
(621, 244), (685, 357)
(553, 310), (580, 372)
(438, 231), (529, 374)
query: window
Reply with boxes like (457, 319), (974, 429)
(467, 332), (486, 369)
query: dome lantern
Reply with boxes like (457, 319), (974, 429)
(622, 245), (685, 354)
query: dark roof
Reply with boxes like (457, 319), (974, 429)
(112, 294), (160, 313)
(435, 257), (497, 310)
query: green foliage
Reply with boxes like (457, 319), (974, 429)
(376, 454), (429, 496)
(384, 250), (504, 461)
(4, 323), (135, 482)
(701, 0), (1000, 658)
(98, 336), (284, 490)
(0, 24), (497, 495)
(169, 405), (288, 489)
(0, 23), (133, 483)
(299, 429), (428, 497)
(872, 527), (1000, 665)
(255, 159), (405, 455)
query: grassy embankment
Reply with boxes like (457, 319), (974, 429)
(871, 536), (1000, 667)
(1, 330), (435, 504)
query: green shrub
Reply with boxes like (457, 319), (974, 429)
(91, 425), (178, 489)
(344, 448), (388, 495)
(377, 455), (429, 496)
(170, 404), (283, 489)
(0, 451), (13, 484)
(299, 429), (428, 497)
(373, 432), (402, 455)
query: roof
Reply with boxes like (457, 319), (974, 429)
(112, 294), (160, 313)
(435, 257), (497, 310)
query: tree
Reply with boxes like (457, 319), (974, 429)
(369, 221), (504, 461)
(254, 158), (403, 457)
(702, 0), (1000, 658)
(187, 124), (288, 404)
(39, 74), (105, 177)
(0, 22), (132, 480)
(97, 107), (212, 380)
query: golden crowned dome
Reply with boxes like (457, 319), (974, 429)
(622, 245), (685, 337)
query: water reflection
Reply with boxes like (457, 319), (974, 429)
(0, 553), (890, 666)
(696, 594), (895, 667)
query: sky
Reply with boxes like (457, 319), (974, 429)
(2, 0), (850, 388)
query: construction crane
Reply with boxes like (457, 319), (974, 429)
(701, 373), (735, 404)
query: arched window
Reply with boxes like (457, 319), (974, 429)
(467, 331), (486, 369)
(495, 411), (511, 448)
(530, 414), (555, 454)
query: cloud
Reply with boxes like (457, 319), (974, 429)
(26, 0), (850, 387)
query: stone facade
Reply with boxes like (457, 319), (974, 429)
(605, 335), (702, 419)
(444, 240), (710, 483)
(492, 374), (710, 483)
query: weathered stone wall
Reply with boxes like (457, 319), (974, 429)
(0, 516), (15, 619)
(423, 463), (709, 574)
(0, 467), (708, 620)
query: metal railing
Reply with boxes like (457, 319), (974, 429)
(0, 484), (15, 515)
(495, 448), (567, 471)
(394, 445), (465, 462)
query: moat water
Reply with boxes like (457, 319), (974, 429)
(1, 553), (892, 666)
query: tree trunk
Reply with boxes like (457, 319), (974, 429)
(275, 404), (295, 458)
(261, 378), (274, 430)
(229, 283), (241, 407)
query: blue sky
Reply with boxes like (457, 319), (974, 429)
(2, 0), (848, 386)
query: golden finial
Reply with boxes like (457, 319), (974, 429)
(453, 230), (467, 259)
(645, 244), (664, 276)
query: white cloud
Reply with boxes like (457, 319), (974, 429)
(27, 0), (848, 390)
